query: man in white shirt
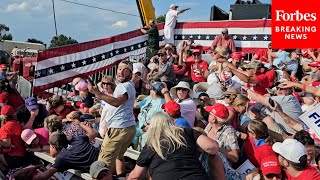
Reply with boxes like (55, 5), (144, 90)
(88, 60), (136, 178)
(164, 4), (191, 45)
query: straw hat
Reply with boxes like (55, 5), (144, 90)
(170, 81), (193, 98)
(223, 87), (238, 95)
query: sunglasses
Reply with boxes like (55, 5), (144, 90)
(157, 54), (164, 57)
(177, 88), (188, 91)
(102, 82), (112, 86)
(276, 87), (287, 90)
(193, 53), (201, 57)
(222, 32), (227, 35)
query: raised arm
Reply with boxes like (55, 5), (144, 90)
(177, 8), (190, 15)
(243, 86), (269, 107)
(281, 81), (320, 97)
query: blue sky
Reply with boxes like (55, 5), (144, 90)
(0, 0), (270, 45)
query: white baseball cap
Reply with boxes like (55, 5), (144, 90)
(272, 139), (307, 163)
(170, 4), (178, 9)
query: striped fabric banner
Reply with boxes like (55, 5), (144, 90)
(33, 19), (271, 93)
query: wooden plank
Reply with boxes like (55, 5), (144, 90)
(33, 138), (141, 180)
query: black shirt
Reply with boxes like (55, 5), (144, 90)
(83, 92), (95, 108)
(33, 104), (49, 129)
(53, 135), (99, 172)
(137, 128), (209, 180)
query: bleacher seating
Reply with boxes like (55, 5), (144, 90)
(33, 137), (141, 180)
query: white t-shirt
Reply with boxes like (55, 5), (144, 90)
(165, 9), (178, 29)
(175, 98), (196, 127)
(106, 81), (136, 128)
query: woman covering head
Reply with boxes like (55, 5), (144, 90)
(128, 112), (219, 180)
(44, 115), (63, 133)
(48, 95), (75, 120)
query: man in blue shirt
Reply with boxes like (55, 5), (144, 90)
(162, 100), (191, 128)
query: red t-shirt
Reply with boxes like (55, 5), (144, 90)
(50, 104), (75, 120)
(255, 49), (269, 63)
(265, 69), (276, 87)
(286, 165), (320, 180)
(190, 60), (208, 82)
(242, 137), (281, 176)
(34, 127), (49, 146)
(0, 120), (25, 157)
(184, 57), (195, 77)
(7, 91), (25, 111)
(253, 74), (269, 95)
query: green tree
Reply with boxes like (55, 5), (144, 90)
(27, 38), (44, 45)
(0, 24), (13, 41)
(49, 34), (78, 48)
(156, 15), (165, 23)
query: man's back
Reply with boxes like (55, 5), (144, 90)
(53, 135), (99, 172)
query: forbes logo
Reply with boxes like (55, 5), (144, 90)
(275, 10), (317, 21)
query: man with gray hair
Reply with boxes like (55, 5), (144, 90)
(211, 28), (236, 53)
(204, 103), (239, 163)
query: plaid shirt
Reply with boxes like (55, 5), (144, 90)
(205, 124), (239, 150)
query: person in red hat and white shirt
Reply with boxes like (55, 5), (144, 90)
(0, 105), (26, 170)
(204, 103), (239, 163)
(162, 100), (191, 128)
(272, 139), (320, 180)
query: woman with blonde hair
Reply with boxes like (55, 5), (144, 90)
(128, 112), (219, 180)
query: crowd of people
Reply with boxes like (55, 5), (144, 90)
(0, 3), (320, 180)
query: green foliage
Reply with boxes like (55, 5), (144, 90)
(0, 24), (13, 41)
(156, 15), (165, 23)
(49, 34), (78, 48)
(27, 38), (44, 45)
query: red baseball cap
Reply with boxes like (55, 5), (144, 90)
(308, 61), (320, 67)
(0, 92), (8, 103)
(1, 105), (15, 116)
(204, 103), (229, 119)
(0, 64), (7, 70)
(162, 100), (180, 116)
(260, 156), (281, 176)
(192, 49), (201, 54)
